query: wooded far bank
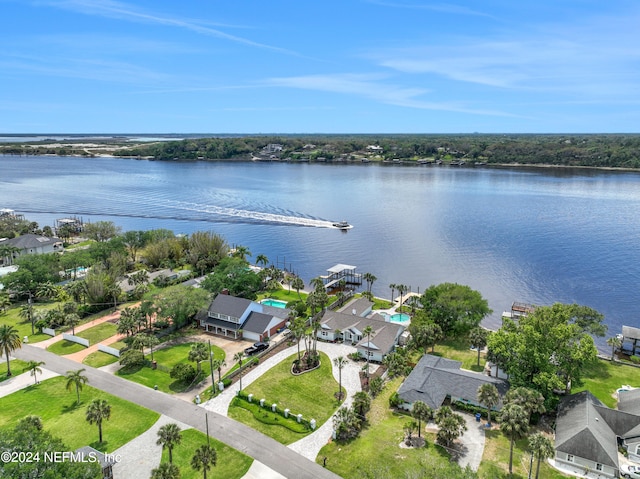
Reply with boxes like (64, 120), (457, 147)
(2, 134), (640, 169)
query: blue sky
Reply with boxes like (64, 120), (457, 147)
(2, 0), (639, 133)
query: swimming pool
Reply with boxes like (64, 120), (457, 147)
(381, 312), (411, 324)
(260, 299), (288, 309)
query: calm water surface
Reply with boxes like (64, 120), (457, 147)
(2, 155), (639, 349)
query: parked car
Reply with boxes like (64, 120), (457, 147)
(621, 465), (640, 478)
(244, 342), (268, 355)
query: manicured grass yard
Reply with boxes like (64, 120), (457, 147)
(0, 359), (30, 382)
(430, 337), (485, 372)
(47, 338), (87, 355)
(227, 352), (341, 444)
(116, 342), (225, 393)
(318, 377), (457, 478)
(76, 322), (118, 344)
(573, 358), (640, 408)
(160, 428), (252, 479)
(83, 340), (126, 368)
(0, 376), (159, 453)
(0, 303), (56, 343)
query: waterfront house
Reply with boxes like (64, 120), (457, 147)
(0, 234), (63, 265)
(317, 308), (404, 362)
(397, 354), (508, 411)
(199, 293), (290, 342)
(554, 390), (640, 478)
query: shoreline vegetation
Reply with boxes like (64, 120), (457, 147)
(1, 133), (640, 170)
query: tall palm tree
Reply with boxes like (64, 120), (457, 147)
(500, 403), (529, 476)
(27, 360), (45, 385)
(607, 335), (622, 361)
(505, 386), (546, 422)
(396, 284), (407, 307)
(469, 326), (489, 366)
(191, 444), (217, 479)
(528, 432), (554, 479)
(232, 245), (251, 262)
(291, 277), (304, 299)
(389, 283), (396, 305)
(233, 351), (245, 391)
(333, 356), (347, 400)
(0, 324), (22, 377)
(255, 254), (268, 267)
(477, 383), (500, 426)
(86, 398), (111, 443)
(0, 292), (11, 313)
(363, 326), (373, 378)
(363, 272), (377, 294)
(156, 423), (182, 464)
(151, 462), (181, 479)
(65, 312), (80, 335)
(211, 357), (226, 384)
(188, 342), (209, 374)
(65, 368), (89, 405)
(411, 401), (432, 438)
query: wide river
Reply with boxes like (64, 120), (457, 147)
(2, 155), (639, 349)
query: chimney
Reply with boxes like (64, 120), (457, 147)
(221, 288), (229, 295)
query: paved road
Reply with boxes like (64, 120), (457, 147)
(14, 345), (341, 479)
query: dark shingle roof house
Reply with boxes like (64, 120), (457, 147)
(554, 390), (640, 477)
(397, 354), (508, 410)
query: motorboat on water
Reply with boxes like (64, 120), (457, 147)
(332, 220), (351, 230)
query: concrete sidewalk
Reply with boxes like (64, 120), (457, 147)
(0, 366), (60, 398)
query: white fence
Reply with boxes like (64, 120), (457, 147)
(43, 327), (56, 337)
(98, 344), (120, 357)
(62, 333), (89, 347)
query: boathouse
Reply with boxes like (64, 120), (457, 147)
(319, 264), (362, 291)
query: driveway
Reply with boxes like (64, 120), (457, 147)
(13, 345), (341, 479)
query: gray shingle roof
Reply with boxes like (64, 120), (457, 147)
(617, 388), (640, 416)
(320, 310), (404, 356)
(5, 234), (61, 249)
(397, 354), (508, 410)
(555, 391), (620, 468)
(208, 294), (252, 318)
(337, 297), (373, 316)
(243, 311), (273, 334)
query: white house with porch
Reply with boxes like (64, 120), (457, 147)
(199, 293), (290, 342)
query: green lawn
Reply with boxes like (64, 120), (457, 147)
(159, 428), (252, 479)
(47, 338), (87, 355)
(0, 359), (30, 382)
(0, 376), (159, 453)
(479, 429), (568, 479)
(227, 352), (341, 444)
(0, 303), (57, 343)
(76, 322), (118, 344)
(318, 377), (461, 478)
(430, 337), (485, 372)
(116, 342), (225, 394)
(573, 358), (640, 408)
(83, 340), (126, 368)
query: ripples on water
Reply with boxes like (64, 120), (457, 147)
(3, 156), (640, 350)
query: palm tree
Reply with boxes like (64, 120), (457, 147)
(500, 403), (529, 476)
(65, 368), (89, 405)
(151, 462), (181, 479)
(291, 277), (304, 299)
(435, 406), (467, 447)
(0, 324), (22, 377)
(396, 284), (407, 307)
(528, 432), (554, 479)
(36, 281), (59, 301)
(233, 351), (245, 391)
(156, 423), (182, 464)
(232, 245), (251, 262)
(211, 357), (226, 384)
(27, 360), (45, 385)
(19, 302), (35, 334)
(255, 254), (268, 267)
(86, 398), (111, 443)
(411, 401), (432, 438)
(389, 283), (396, 305)
(352, 391), (371, 420)
(607, 335), (622, 361)
(363, 272), (377, 294)
(188, 342), (209, 374)
(477, 383), (500, 426)
(469, 326), (489, 366)
(191, 444), (217, 479)
(65, 312), (80, 335)
(505, 386), (546, 422)
(0, 292), (11, 313)
(333, 356), (347, 400)
(363, 326), (373, 378)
